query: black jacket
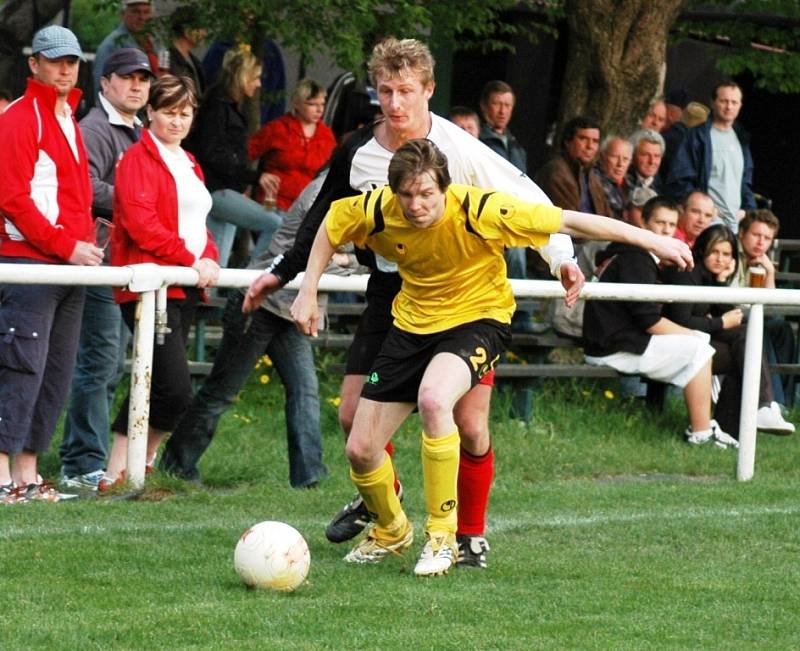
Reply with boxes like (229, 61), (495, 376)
(583, 243), (663, 357)
(661, 264), (734, 334)
(183, 86), (258, 194)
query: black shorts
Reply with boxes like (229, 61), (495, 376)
(360, 319), (510, 404)
(344, 293), (394, 375)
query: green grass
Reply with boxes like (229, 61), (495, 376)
(2, 369), (799, 650)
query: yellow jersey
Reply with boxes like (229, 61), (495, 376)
(325, 183), (563, 334)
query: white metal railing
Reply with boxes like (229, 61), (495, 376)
(2, 263), (798, 487)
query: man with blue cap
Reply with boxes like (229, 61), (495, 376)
(0, 25), (103, 503)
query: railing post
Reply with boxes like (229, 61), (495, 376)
(126, 290), (156, 490)
(737, 303), (764, 481)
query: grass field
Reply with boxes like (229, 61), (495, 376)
(2, 367), (799, 650)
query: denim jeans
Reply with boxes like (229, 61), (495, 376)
(0, 258), (85, 454)
(207, 189), (283, 268)
(160, 293), (328, 487)
(60, 285), (129, 475)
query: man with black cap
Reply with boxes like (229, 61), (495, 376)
(0, 26), (103, 503)
(59, 48), (154, 491)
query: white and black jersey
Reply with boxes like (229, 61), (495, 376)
(269, 113), (573, 302)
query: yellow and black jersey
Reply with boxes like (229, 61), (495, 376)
(325, 183), (563, 334)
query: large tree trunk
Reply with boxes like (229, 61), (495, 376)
(0, 0), (67, 93)
(558, 0), (686, 137)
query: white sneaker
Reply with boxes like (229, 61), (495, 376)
(757, 402), (795, 435)
(685, 425), (715, 446)
(414, 531), (457, 577)
(710, 419), (739, 449)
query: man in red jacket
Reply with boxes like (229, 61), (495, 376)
(0, 26), (103, 503)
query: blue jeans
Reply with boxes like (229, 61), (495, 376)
(0, 258), (85, 454)
(60, 285), (129, 475)
(207, 189), (283, 268)
(160, 293), (328, 487)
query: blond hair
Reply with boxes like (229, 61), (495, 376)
(219, 47), (261, 102)
(367, 37), (435, 87)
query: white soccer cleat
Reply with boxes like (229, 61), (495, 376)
(414, 531), (457, 577)
(756, 402), (795, 435)
(343, 523), (413, 564)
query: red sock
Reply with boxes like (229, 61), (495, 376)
(457, 447), (494, 536)
(385, 441), (400, 494)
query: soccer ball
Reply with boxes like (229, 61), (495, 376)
(234, 521), (310, 592)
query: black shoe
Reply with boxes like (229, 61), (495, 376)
(325, 484), (403, 544)
(456, 534), (490, 568)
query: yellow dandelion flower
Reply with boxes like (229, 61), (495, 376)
(327, 396), (342, 407)
(505, 351), (519, 362)
(260, 374), (270, 384)
(604, 389), (615, 400)
(261, 355), (273, 367)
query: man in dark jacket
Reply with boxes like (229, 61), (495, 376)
(60, 48), (153, 491)
(666, 80), (756, 233)
(478, 80), (527, 173)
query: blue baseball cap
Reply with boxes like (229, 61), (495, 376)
(32, 25), (85, 60)
(102, 48), (154, 78)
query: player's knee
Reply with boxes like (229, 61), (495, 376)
(417, 386), (450, 420)
(345, 434), (376, 469)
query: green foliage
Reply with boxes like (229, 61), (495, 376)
(70, 0), (119, 51)
(675, 0), (800, 93)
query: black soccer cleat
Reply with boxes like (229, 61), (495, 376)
(325, 484), (403, 544)
(456, 534), (490, 568)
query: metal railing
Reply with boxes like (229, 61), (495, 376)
(3, 263), (798, 487)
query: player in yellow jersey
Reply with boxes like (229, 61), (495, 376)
(291, 139), (693, 577)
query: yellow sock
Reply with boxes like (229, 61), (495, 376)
(421, 429), (460, 535)
(350, 453), (406, 537)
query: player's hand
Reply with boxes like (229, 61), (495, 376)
(68, 241), (104, 266)
(290, 289), (320, 337)
(653, 235), (693, 270)
(192, 257), (220, 288)
(243, 272), (280, 313)
(560, 261), (584, 308)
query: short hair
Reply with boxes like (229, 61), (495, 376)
(682, 189), (712, 209)
(218, 47), (261, 102)
(449, 105), (479, 121)
(642, 196), (679, 223)
(148, 74), (198, 112)
(693, 223), (739, 281)
(561, 116), (600, 148)
(480, 80), (514, 106)
(712, 80), (742, 101)
(170, 5), (203, 36)
(290, 78), (326, 108)
(388, 139), (451, 193)
(629, 128), (665, 154)
(600, 134), (632, 156)
(367, 37), (435, 87)
(740, 209), (780, 237)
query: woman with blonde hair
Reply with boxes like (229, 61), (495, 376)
(248, 77), (336, 213)
(184, 46), (282, 267)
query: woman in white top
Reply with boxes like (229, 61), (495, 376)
(104, 75), (220, 488)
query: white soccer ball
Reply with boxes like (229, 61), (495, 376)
(234, 521), (310, 592)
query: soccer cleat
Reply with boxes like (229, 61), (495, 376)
(757, 402), (795, 435)
(60, 469), (105, 491)
(326, 483), (403, 543)
(343, 522), (414, 564)
(456, 534), (490, 569)
(414, 531), (458, 577)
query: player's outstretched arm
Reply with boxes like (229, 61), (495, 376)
(290, 219), (337, 337)
(559, 210), (694, 270)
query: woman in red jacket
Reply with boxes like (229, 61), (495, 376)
(248, 78), (336, 211)
(103, 75), (220, 488)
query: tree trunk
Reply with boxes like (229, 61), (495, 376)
(558, 0), (686, 137)
(0, 0), (68, 94)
